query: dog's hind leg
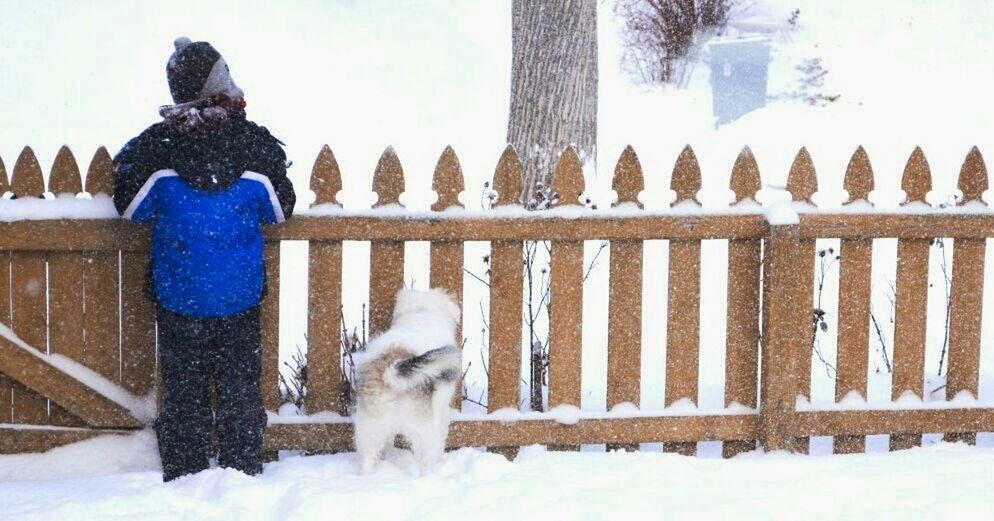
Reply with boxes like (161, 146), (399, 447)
(417, 384), (456, 476)
(432, 382), (456, 444)
(354, 414), (392, 475)
(407, 421), (445, 477)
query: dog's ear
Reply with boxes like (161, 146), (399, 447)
(393, 288), (420, 320)
(434, 289), (462, 326)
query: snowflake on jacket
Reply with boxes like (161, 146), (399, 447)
(113, 115), (296, 317)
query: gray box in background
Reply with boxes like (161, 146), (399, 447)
(708, 37), (771, 126)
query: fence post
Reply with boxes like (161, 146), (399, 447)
(759, 223), (804, 453)
(784, 148), (817, 454)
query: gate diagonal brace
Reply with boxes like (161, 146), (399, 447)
(0, 324), (147, 429)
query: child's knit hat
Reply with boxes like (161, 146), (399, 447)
(166, 37), (244, 104)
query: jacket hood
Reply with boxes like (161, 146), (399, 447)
(168, 115), (253, 191)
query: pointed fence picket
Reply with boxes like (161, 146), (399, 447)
(429, 146), (466, 372)
(429, 147), (466, 409)
(548, 147), (585, 407)
(946, 147), (989, 444)
(10, 148), (51, 425)
(890, 148), (933, 451)
(487, 146), (524, 459)
(368, 148), (406, 336)
(46, 148), (87, 426)
(833, 147), (875, 455)
(82, 149), (122, 384)
(606, 146), (643, 452)
(547, 147), (586, 452)
(0, 142), (993, 460)
(723, 147), (763, 458)
(49, 146), (83, 195)
(307, 145), (345, 414)
(664, 146), (703, 456)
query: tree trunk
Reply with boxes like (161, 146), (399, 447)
(508, 0), (597, 412)
(508, 0), (597, 205)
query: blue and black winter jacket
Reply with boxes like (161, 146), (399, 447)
(113, 115), (295, 317)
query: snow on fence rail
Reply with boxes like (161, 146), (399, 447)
(0, 143), (991, 459)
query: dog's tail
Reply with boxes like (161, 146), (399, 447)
(385, 345), (461, 391)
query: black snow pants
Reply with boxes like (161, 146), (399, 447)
(155, 305), (267, 482)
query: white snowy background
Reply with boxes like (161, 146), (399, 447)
(2, 0), (994, 519)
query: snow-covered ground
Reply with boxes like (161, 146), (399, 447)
(3, 431), (994, 520)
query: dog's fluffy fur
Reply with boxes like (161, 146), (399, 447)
(354, 288), (461, 475)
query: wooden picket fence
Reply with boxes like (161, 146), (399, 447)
(0, 142), (992, 459)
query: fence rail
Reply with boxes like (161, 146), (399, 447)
(0, 143), (990, 459)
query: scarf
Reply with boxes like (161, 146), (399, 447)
(159, 95), (247, 132)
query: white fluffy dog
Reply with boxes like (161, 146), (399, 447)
(354, 288), (462, 475)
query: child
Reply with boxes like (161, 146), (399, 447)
(113, 37), (295, 481)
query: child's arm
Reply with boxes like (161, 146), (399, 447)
(242, 123), (296, 223)
(113, 125), (171, 223)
